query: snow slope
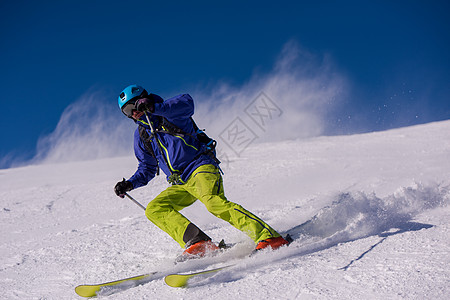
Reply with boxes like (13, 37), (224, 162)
(1, 120), (450, 299)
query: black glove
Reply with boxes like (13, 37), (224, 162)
(114, 179), (133, 198)
(135, 97), (155, 113)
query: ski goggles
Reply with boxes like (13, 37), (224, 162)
(121, 99), (138, 118)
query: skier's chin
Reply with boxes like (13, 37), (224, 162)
(133, 112), (145, 120)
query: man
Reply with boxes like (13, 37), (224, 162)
(114, 84), (289, 259)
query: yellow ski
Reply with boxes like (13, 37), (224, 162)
(164, 265), (232, 288)
(75, 271), (158, 297)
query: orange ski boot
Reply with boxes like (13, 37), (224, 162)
(179, 240), (220, 261)
(255, 235), (291, 252)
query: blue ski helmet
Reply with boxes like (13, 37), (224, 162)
(118, 84), (148, 110)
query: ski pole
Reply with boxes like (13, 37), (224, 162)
(124, 192), (146, 211)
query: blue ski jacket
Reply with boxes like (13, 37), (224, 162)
(128, 94), (218, 188)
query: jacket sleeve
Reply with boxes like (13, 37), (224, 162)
(128, 128), (158, 189)
(152, 94), (194, 122)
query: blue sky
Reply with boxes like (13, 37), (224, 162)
(1, 0), (449, 168)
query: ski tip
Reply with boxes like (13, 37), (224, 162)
(75, 285), (100, 297)
(164, 274), (190, 288)
(164, 265), (232, 288)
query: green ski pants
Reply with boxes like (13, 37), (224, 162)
(145, 164), (280, 248)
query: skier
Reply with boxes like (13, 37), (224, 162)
(114, 84), (289, 259)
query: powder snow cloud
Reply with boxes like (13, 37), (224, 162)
(33, 41), (348, 165)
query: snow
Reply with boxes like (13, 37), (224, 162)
(1, 120), (450, 299)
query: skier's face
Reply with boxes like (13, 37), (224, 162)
(131, 110), (144, 120)
(122, 99), (144, 120)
